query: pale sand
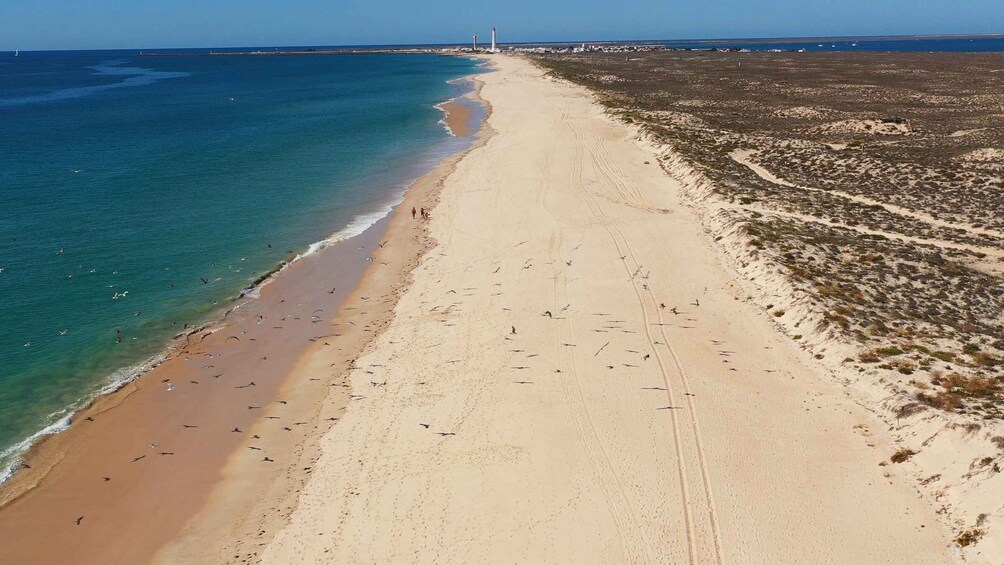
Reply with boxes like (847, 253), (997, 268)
(257, 56), (956, 563)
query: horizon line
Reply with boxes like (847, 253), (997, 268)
(6, 31), (1004, 54)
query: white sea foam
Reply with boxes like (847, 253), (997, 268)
(0, 354), (171, 485)
(295, 205), (398, 262)
(438, 73), (482, 137)
(0, 413), (72, 484)
(435, 97), (460, 137)
(96, 354), (169, 396)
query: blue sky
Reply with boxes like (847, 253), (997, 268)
(2, 0), (1002, 51)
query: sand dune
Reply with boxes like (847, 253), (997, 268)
(260, 56), (955, 563)
(732, 149), (1004, 241)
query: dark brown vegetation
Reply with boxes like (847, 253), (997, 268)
(956, 527), (985, 547)
(535, 51), (1004, 417)
(890, 448), (917, 463)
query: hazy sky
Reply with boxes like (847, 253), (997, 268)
(2, 0), (1002, 51)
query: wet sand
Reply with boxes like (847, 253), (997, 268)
(439, 99), (474, 137)
(157, 87), (492, 563)
(0, 82), (487, 564)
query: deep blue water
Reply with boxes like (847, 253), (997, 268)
(0, 50), (480, 478)
(664, 35), (1004, 52)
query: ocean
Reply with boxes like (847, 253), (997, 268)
(0, 50), (481, 479)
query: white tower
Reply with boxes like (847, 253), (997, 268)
(473, 34), (478, 51)
(491, 27), (497, 52)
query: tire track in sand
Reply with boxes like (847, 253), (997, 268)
(544, 110), (652, 562)
(566, 112), (725, 565)
(581, 122), (726, 564)
(566, 115), (699, 564)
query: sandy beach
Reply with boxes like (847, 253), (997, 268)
(246, 55), (956, 563)
(0, 53), (970, 564)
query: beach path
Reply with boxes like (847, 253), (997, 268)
(260, 55), (954, 564)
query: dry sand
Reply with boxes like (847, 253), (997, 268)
(256, 55), (958, 564)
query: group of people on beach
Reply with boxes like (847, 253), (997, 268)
(411, 206), (430, 220)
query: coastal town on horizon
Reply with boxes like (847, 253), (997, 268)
(7, 31), (1004, 56)
(124, 31), (1004, 57)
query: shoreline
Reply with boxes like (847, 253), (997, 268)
(437, 98), (475, 138)
(0, 64), (490, 563)
(156, 74), (494, 563)
(256, 54), (955, 563)
(0, 65), (483, 490)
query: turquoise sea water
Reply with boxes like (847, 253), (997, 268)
(0, 50), (480, 478)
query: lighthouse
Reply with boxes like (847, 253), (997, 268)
(473, 34), (478, 51)
(491, 27), (497, 52)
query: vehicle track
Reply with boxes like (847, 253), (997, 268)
(543, 214), (637, 562)
(565, 112), (725, 565)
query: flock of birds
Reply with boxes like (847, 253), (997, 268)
(11, 219), (747, 537)
(6, 237), (392, 529)
(5, 239), (304, 350)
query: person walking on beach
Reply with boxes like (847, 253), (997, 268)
(420, 207), (426, 220)
(411, 207), (417, 219)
